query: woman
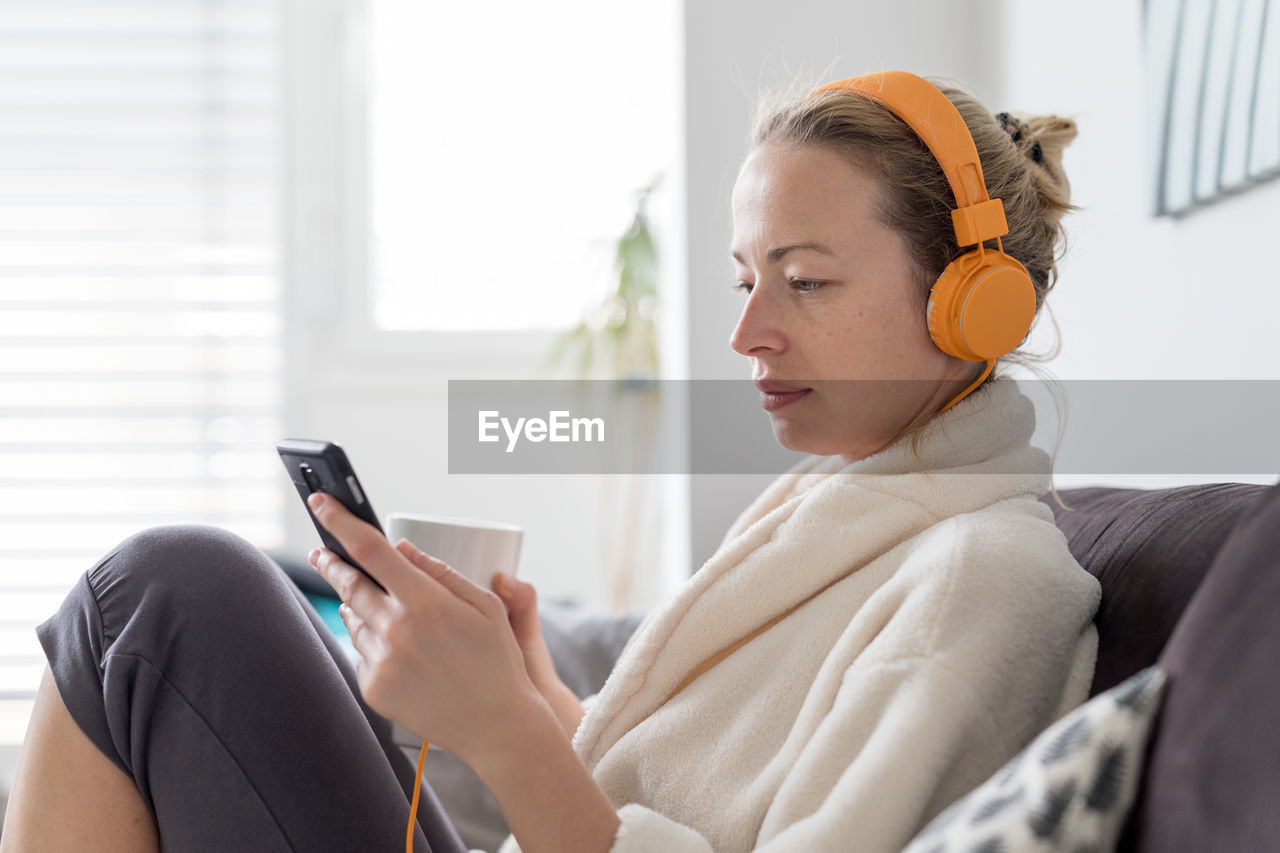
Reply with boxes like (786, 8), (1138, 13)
(3, 72), (1099, 853)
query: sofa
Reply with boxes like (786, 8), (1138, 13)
(1041, 481), (1280, 851)
(281, 479), (1280, 852)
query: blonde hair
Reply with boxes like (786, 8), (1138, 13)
(750, 76), (1079, 503)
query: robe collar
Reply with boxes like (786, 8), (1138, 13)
(575, 378), (1049, 767)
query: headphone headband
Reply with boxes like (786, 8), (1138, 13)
(811, 71), (1009, 247)
(804, 69), (1039, 410)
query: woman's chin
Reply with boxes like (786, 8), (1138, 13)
(769, 423), (839, 457)
(769, 420), (895, 461)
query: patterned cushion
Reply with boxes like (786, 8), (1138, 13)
(902, 666), (1167, 853)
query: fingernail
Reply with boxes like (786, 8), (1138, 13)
(308, 548), (321, 567)
(493, 572), (509, 595)
(307, 492), (325, 510)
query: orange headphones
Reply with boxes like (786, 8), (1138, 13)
(811, 71), (1037, 413)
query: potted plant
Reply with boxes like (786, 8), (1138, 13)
(543, 175), (662, 384)
(543, 176), (664, 609)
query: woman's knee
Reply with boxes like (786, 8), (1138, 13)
(89, 525), (292, 625)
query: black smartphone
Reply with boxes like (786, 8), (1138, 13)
(277, 438), (387, 592)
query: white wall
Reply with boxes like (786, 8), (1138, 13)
(997, 0), (1280, 490)
(999, 0), (1280, 383)
(681, 0), (1004, 567)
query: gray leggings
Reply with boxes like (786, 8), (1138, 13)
(36, 524), (469, 853)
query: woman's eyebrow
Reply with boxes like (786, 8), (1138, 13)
(730, 242), (836, 264)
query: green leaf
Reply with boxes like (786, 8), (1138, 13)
(542, 172), (665, 380)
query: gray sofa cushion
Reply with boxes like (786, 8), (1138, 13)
(1123, 480), (1280, 852)
(1039, 483), (1271, 696)
(538, 599), (645, 699)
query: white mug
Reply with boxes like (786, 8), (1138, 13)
(385, 512), (523, 594)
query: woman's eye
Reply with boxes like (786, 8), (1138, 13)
(791, 279), (824, 293)
(733, 280), (823, 294)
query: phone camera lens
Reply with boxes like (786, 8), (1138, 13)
(299, 462), (323, 493)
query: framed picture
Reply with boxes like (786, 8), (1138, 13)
(1147, 0), (1280, 215)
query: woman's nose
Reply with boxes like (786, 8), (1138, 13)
(729, 287), (786, 357)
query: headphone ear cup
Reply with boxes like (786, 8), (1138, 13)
(927, 250), (1037, 361)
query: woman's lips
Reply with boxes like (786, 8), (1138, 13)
(760, 388), (812, 411)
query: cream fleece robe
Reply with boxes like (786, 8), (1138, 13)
(498, 379), (1100, 853)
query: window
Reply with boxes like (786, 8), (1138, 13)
(365, 0), (678, 331)
(0, 0), (283, 736)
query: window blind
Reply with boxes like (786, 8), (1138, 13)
(0, 0), (283, 729)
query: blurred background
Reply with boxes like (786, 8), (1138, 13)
(2, 0), (1278, 801)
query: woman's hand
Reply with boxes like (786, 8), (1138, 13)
(492, 573), (586, 739)
(305, 492), (551, 766)
(307, 492), (621, 853)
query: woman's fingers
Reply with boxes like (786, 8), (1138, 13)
(494, 572), (540, 646)
(493, 574), (562, 688)
(306, 492), (414, 595)
(307, 492), (498, 620)
(339, 602), (381, 659)
(394, 539), (504, 617)
(309, 547), (390, 634)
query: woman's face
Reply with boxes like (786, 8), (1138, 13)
(729, 142), (977, 463)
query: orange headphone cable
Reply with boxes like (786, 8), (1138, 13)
(938, 358), (995, 414)
(407, 740), (429, 853)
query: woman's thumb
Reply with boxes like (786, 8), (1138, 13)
(494, 573), (539, 640)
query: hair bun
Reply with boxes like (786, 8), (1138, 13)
(997, 112), (1076, 210)
(1022, 116), (1077, 168)
(997, 113), (1076, 165)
